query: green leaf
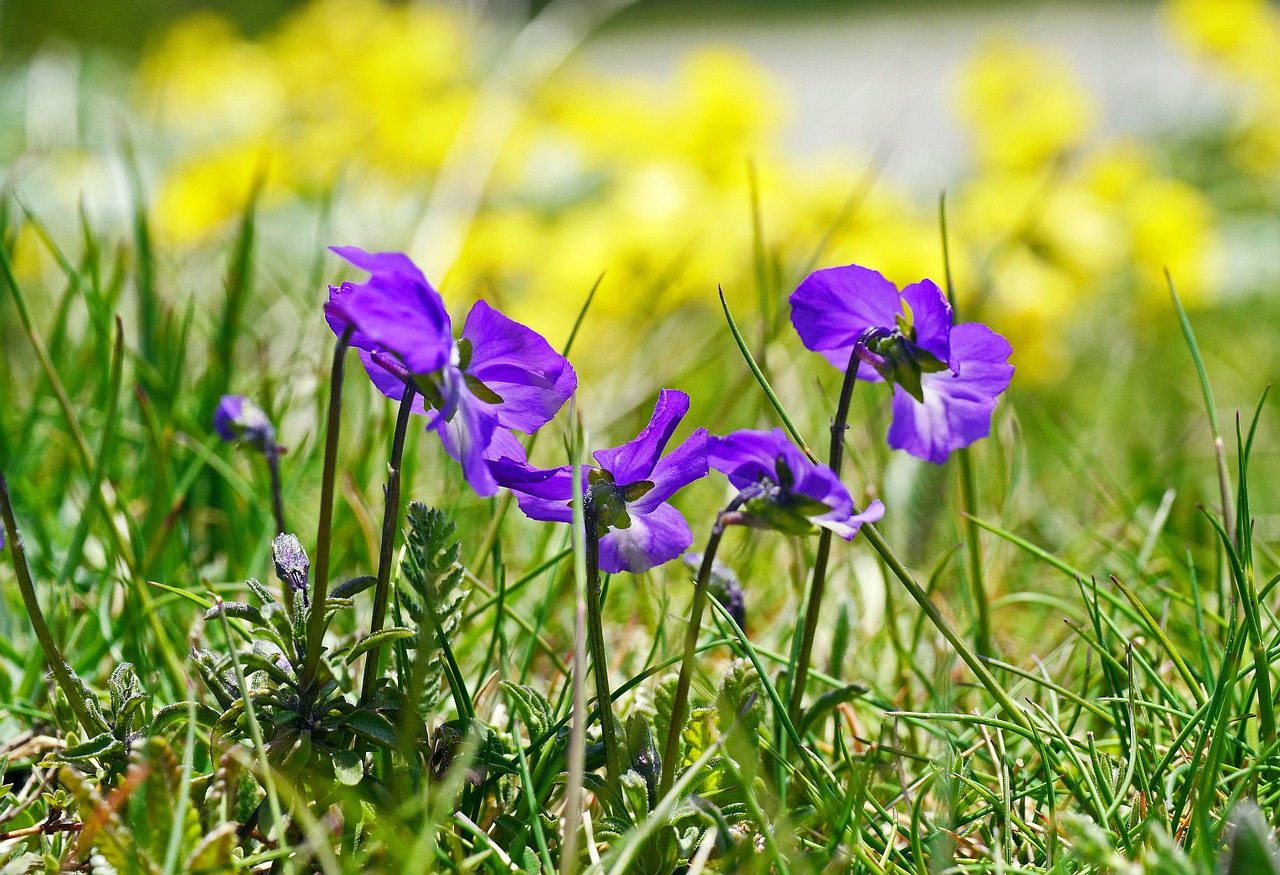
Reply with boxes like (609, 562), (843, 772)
(345, 710), (400, 749)
(52, 731), (125, 764)
(331, 574), (377, 599)
(797, 683), (868, 737)
(203, 601), (264, 625)
(344, 627), (416, 665)
(333, 749), (364, 786)
(501, 681), (553, 740)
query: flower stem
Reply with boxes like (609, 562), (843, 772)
(0, 471), (98, 734)
(582, 494), (624, 789)
(360, 384), (417, 704)
(300, 327), (352, 693)
(266, 448), (287, 538)
(788, 355), (860, 722)
(956, 447), (992, 658)
(658, 513), (728, 799)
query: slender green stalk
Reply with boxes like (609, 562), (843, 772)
(300, 327), (352, 692)
(583, 495), (624, 788)
(862, 522), (1032, 734)
(659, 509), (732, 798)
(360, 383), (418, 704)
(1167, 270), (1234, 544)
(940, 193), (992, 659)
(0, 471), (98, 734)
(266, 449), (286, 537)
(719, 286), (818, 462)
(788, 354), (860, 721)
(562, 440), (589, 875)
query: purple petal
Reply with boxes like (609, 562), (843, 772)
(460, 300), (576, 433)
(886, 322), (1014, 464)
(630, 427), (709, 514)
(899, 280), (956, 372)
(598, 502), (693, 574)
(359, 350), (429, 415)
(593, 389), (690, 484)
(789, 264), (902, 374)
(330, 246), (453, 375)
(325, 283), (378, 350)
(213, 395), (244, 442)
(707, 428), (793, 490)
(430, 366), (501, 497)
(816, 498), (885, 540)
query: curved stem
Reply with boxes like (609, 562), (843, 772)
(788, 355), (860, 722)
(583, 495), (624, 789)
(0, 471), (98, 734)
(360, 384), (418, 704)
(300, 327), (352, 693)
(659, 495), (745, 798)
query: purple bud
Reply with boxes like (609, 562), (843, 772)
(215, 395), (278, 456)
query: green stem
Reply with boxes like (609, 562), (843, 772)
(360, 383), (418, 704)
(583, 495), (624, 788)
(861, 521), (1032, 734)
(957, 447), (991, 658)
(267, 448), (286, 538)
(0, 471), (98, 734)
(300, 327), (352, 692)
(658, 509), (731, 799)
(788, 355), (860, 721)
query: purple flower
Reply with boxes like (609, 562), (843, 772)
(789, 264), (1013, 464)
(214, 395), (278, 456)
(326, 247), (576, 497)
(493, 389), (709, 574)
(708, 428), (883, 539)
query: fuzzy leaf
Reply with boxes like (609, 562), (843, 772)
(203, 601), (264, 625)
(344, 627), (416, 665)
(53, 731), (125, 764)
(501, 681), (553, 741)
(331, 575), (377, 599)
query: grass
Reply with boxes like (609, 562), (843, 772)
(3, 165), (1280, 874)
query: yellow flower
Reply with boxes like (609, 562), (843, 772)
(953, 35), (1096, 171)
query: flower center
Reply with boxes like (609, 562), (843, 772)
(585, 468), (655, 533)
(854, 323), (948, 403)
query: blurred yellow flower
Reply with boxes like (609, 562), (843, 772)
(953, 36), (1096, 172)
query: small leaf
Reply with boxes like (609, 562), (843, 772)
(203, 601), (264, 625)
(344, 627), (416, 665)
(333, 749), (364, 786)
(501, 681), (553, 740)
(797, 682), (868, 737)
(55, 731), (125, 763)
(345, 710), (400, 749)
(331, 575), (377, 599)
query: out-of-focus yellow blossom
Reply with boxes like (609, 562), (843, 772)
(1166, 0), (1280, 83)
(949, 38), (1219, 377)
(953, 36), (1096, 171)
(1165, 0), (1280, 181)
(116, 0), (1223, 383)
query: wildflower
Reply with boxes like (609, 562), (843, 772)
(683, 553), (745, 628)
(789, 264), (1013, 464)
(327, 246), (576, 497)
(708, 428), (883, 539)
(493, 389), (708, 574)
(272, 533), (310, 601)
(214, 394), (279, 456)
